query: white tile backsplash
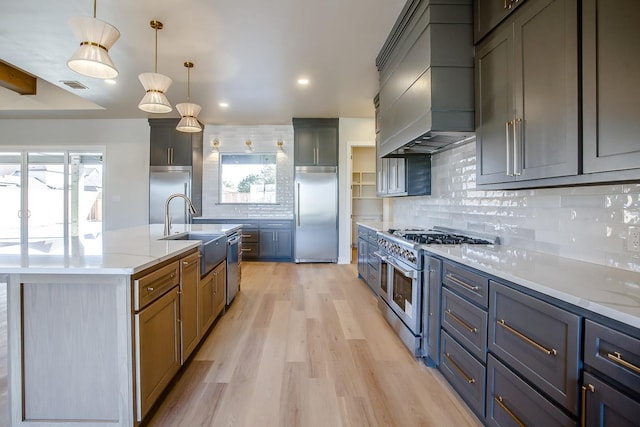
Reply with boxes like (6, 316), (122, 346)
(201, 125), (294, 219)
(391, 140), (640, 272)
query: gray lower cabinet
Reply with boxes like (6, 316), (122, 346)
(582, 0), (640, 174)
(423, 256), (442, 365)
(488, 281), (581, 415)
(440, 330), (487, 419)
(260, 221), (293, 260)
(356, 226), (379, 293)
(475, 0), (578, 186)
(582, 319), (640, 426)
(240, 227), (259, 260)
(582, 372), (640, 427)
(357, 233), (368, 280)
(486, 354), (575, 426)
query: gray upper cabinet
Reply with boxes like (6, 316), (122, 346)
(582, 0), (640, 174)
(474, 0), (527, 43)
(476, 0), (579, 186)
(149, 119), (200, 167)
(293, 118), (338, 166)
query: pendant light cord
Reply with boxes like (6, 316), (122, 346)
(187, 67), (191, 101)
(93, 0), (97, 18)
(154, 26), (158, 73)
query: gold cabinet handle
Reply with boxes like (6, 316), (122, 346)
(506, 120), (513, 176)
(444, 353), (475, 384)
(446, 309), (478, 334)
(497, 319), (557, 356)
(147, 287), (154, 292)
(445, 273), (479, 291)
(607, 351), (640, 374)
(581, 384), (595, 427)
(504, 0), (512, 9)
(513, 118), (522, 176)
(495, 396), (525, 427)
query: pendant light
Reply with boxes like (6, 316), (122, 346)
(176, 62), (202, 133)
(67, 0), (120, 79)
(138, 20), (172, 113)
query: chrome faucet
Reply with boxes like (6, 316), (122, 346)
(164, 193), (197, 236)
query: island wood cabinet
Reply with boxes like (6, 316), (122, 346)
(475, 0), (578, 186)
(292, 118), (339, 166)
(133, 259), (182, 422)
(198, 260), (226, 337)
(179, 252), (200, 364)
(582, 0), (640, 174)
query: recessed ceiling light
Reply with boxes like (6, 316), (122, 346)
(219, 102), (229, 108)
(297, 78), (309, 86)
(104, 79), (117, 85)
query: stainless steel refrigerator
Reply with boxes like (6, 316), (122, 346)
(149, 166), (193, 224)
(294, 166), (338, 263)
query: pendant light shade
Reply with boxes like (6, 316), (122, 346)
(138, 72), (173, 113)
(176, 62), (202, 133)
(67, 1), (120, 79)
(138, 20), (172, 113)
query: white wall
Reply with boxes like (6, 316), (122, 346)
(0, 119), (149, 231)
(338, 118), (376, 264)
(392, 140), (640, 272)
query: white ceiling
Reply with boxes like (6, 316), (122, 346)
(0, 0), (406, 124)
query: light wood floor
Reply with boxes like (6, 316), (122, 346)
(147, 262), (481, 427)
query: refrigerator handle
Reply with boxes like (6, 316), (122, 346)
(296, 182), (301, 227)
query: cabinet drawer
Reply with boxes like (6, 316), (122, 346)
(442, 287), (488, 362)
(357, 226), (368, 238)
(260, 220), (291, 229)
(486, 355), (574, 427)
(584, 319), (640, 393)
(489, 281), (581, 414)
(134, 261), (180, 311)
(440, 330), (486, 419)
(442, 261), (489, 308)
(240, 228), (259, 243)
(241, 242), (259, 259)
(367, 229), (378, 243)
(582, 372), (640, 427)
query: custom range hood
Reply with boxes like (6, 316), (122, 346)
(376, 0), (475, 157)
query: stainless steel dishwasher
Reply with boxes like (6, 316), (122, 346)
(226, 231), (241, 305)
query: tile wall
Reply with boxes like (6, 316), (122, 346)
(391, 140), (640, 272)
(201, 125), (295, 219)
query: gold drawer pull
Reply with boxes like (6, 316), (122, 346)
(497, 319), (557, 356)
(495, 396), (525, 427)
(446, 274), (479, 291)
(581, 384), (595, 427)
(147, 287), (154, 292)
(444, 352), (475, 384)
(607, 351), (640, 374)
(445, 309), (478, 334)
(241, 234), (252, 238)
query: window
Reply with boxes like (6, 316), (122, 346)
(0, 150), (104, 255)
(219, 154), (277, 204)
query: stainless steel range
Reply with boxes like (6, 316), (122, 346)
(374, 226), (499, 357)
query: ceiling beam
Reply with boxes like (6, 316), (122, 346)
(0, 60), (37, 95)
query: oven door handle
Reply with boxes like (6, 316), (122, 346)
(372, 251), (386, 261)
(385, 256), (417, 279)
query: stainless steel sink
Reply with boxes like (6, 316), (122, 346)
(161, 232), (226, 277)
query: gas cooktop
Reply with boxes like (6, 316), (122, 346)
(388, 226), (500, 245)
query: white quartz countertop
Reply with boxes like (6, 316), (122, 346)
(0, 223), (242, 275)
(356, 221), (640, 330)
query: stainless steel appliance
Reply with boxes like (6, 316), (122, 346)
(294, 166), (338, 263)
(375, 227), (499, 357)
(226, 231), (241, 305)
(149, 166), (192, 224)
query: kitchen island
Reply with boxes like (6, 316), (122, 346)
(0, 223), (241, 427)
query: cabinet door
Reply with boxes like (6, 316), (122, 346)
(583, 0), (640, 173)
(150, 126), (174, 166)
(170, 131), (194, 166)
(376, 156), (388, 196)
(213, 262), (226, 317)
(583, 372), (640, 427)
(135, 287), (181, 421)
(198, 269), (216, 336)
(475, 24), (516, 185)
(474, 0), (527, 42)
(180, 253), (200, 363)
(274, 229), (292, 259)
(316, 127), (338, 166)
(425, 256), (442, 365)
(259, 229), (276, 258)
(357, 237), (368, 279)
(294, 127), (317, 165)
(514, 0), (578, 181)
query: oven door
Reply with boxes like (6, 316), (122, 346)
(387, 257), (422, 335)
(373, 251), (390, 303)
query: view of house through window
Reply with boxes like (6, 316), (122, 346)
(0, 150), (104, 255)
(220, 153), (277, 204)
